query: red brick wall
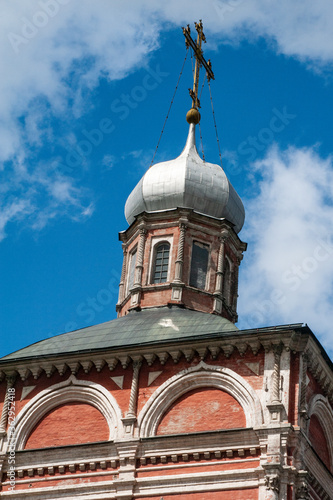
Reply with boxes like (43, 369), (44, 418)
(4, 473), (117, 491)
(288, 352), (299, 425)
(306, 372), (325, 403)
(137, 350), (265, 415)
(10, 348), (264, 448)
(139, 490), (258, 499)
(15, 362), (133, 418)
(308, 414), (331, 471)
(25, 402), (109, 449)
(137, 460), (260, 477)
(118, 214), (241, 321)
(157, 387), (246, 435)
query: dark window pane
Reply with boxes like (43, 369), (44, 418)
(189, 241), (209, 289)
(152, 243), (170, 284)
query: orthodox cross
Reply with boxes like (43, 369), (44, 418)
(183, 20), (215, 111)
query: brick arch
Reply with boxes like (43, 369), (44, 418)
(25, 402), (109, 449)
(11, 375), (123, 450)
(138, 361), (263, 438)
(307, 394), (333, 471)
(156, 387), (246, 435)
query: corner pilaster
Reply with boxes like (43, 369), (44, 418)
(267, 344), (285, 423)
(171, 222), (187, 302)
(130, 228), (147, 308)
(122, 358), (142, 439)
(213, 234), (227, 314)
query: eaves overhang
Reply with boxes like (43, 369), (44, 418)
(0, 308), (332, 405)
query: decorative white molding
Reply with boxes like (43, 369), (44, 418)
(110, 376), (124, 389)
(135, 468), (259, 497)
(11, 375), (123, 450)
(148, 371), (163, 386)
(147, 234), (173, 285)
(304, 444), (333, 498)
(245, 363), (260, 376)
(138, 361), (264, 437)
(20, 386), (36, 401)
(307, 393), (333, 465)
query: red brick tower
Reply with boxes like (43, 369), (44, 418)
(0, 22), (332, 500)
(116, 122), (247, 323)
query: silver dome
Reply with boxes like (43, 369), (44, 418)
(125, 124), (245, 233)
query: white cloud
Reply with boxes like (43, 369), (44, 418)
(101, 154), (115, 171)
(0, 0), (160, 238)
(238, 145), (333, 355)
(153, 0), (333, 64)
(1, 0), (333, 239)
(0, 198), (34, 241)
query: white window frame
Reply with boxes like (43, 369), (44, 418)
(126, 246), (138, 295)
(148, 235), (173, 285)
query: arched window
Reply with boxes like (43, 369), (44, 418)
(152, 243), (170, 283)
(189, 241), (209, 289)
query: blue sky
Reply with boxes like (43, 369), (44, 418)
(1, 1), (333, 360)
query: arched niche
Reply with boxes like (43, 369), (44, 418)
(307, 394), (333, 471)
(138, 361), (263, 438)
(11, 375), (123, 450)
(156, 386), (246, 435)
(25, 402), (109, 449)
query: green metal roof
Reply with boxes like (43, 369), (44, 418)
(0, 307), (239, 362)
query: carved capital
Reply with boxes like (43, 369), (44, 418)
(295, 482), (309, 500)
(272, 343), (283, 357)
(295, 470), (309, 499)
(132, 358), (142, 372)
(220, 228), (229, 240)
(264, 473), (280, 492)
(6, 374), (17, 388)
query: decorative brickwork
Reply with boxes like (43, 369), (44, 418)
(117, 209), (246, 321)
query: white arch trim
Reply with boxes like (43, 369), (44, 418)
(12, 375), (123, 450)
(138, 361), (263, 437)
(307, 393), (333, 467)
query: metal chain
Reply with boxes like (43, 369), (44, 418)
(199, 72), (206, 101)
(208, 79), (223, 169)
(198, 122), (205, 162)
(150, 47), (189, 167)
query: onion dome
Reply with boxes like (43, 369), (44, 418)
(125, 123), (245, 233)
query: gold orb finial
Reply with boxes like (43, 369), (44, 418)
(186, 108), (201, 124)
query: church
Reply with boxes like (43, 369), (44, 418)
(0, 22), (332, 500)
